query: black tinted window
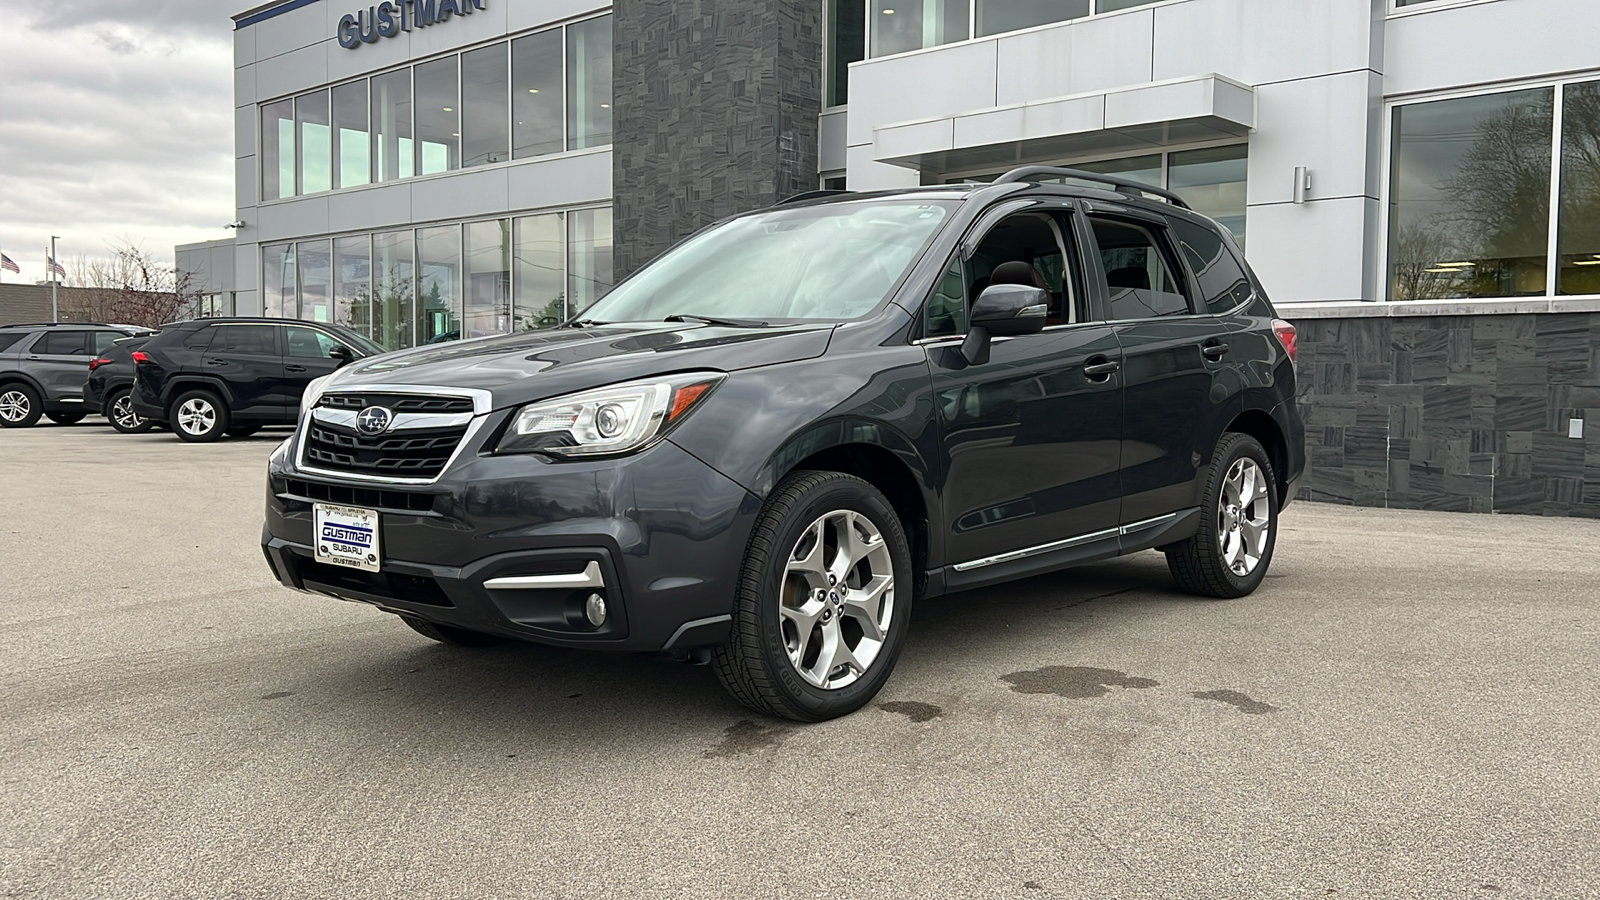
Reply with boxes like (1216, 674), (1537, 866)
(1170, 218), (1253, 314)
(0, 333), (25, 352)
(184, 327), (218, 351)
(212, 325), (277, 354)
(93, 332), (123, 353)
(40, 331), (90, 355)
(285, 327), (343, 359)
(1090, 218), (1191, 319)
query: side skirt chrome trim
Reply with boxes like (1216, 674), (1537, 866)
(950, 512), (1180, 573)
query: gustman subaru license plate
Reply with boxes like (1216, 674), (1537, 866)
(313, 503), (381, 573)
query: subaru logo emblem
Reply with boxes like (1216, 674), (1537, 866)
(355, 406), (393, 436)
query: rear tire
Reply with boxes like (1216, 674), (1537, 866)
(1165, 433), (1279, 599)
(46, 412), (85, 425)
(711, 470), (913, 722)
(401, 616), (508, 647)
(170, 389), (229, 443)
(0, 384), (43, 428)
(107, 390), (154, 434)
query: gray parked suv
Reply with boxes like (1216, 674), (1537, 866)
(0, 323), (153, 427)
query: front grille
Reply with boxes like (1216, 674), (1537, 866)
(302, 421), (468, 479)
(317, 393), (474, 415)
(283, 478), (436, 513)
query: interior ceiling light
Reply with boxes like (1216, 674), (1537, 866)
(443, 106), (453, 111)
(1574, 260), (1600, 266)
(529, 89), (539, 93)
(1437, 261), (1476, 267)
(601, 103), (610, 108)
(883, 8), (895, 12)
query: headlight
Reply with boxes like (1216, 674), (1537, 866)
(496, 373), (725, 458)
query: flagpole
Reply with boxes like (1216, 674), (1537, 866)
(50, 236), (60, 322)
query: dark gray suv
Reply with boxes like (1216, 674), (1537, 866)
(0, 323), (153, 428)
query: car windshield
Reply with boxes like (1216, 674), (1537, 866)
(580, 199), (957, 324)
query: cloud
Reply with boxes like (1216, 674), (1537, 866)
(0, 3), (241, 280)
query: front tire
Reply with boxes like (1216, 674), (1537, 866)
(712, 471), (913, 722)
(1166, 433), (1279, 599)
(107, 390), (154, 434)
(0, 384), (43, 428)
(400, 616), (508, 647)
(171, 390), (230, 443)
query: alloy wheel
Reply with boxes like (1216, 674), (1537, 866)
(1217, 457), (1271, 577)
(779, 509), (895, 690)
(112, 395), (144, 430)
(0, 390), (29, 423)
(177, 397), (217, 436)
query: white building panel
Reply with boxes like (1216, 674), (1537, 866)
(994, 8), (1155, 105)
(506, 151), (614, 211)
(1385, 0), (1600, 96)
(1151, 0), (1376, 86)
(328, 183), (414, 234)
(1245, 196), (1374, 304)
(845, 40), (999, 147)
(256, 195), (331, 244)
(255, 43), (330, 101)
(1247, 70), (1375, 207)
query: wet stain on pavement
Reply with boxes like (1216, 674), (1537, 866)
(703, 720), (790, 758)
(878, 701), (944, 722)
(1024, 881), (1044, 891)
(260, 691), (294, 701)
(1001, 666), (1159, 699)
(1191, 689), (1277, 715)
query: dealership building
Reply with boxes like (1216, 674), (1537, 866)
(180, 0), (1600, 516)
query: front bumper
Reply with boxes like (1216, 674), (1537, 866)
(262, 424), (760, 653)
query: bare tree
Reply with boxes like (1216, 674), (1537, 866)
(62, 242), (203, 327)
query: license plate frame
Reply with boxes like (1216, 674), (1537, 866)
(313, 503), (381, 573)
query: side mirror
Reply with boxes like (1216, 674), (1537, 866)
(961, 283), (1048, 365)
(329, 345), (353, 367)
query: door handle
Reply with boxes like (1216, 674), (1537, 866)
(285, 364), (308, 373)
(1083, 357), (1121, 380)
(204, 359), (228, 367)
(1201, 341), (1230, 360)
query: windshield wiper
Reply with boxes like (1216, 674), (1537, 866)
(663, 313), (769, 328)
(566, 318), (609, 328)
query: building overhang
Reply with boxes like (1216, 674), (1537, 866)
(872, 74), (1255, 175)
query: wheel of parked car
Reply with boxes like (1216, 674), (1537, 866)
(106, 390), (154, 434)
(401, 615), (508, 647)
(1165, 433), (1279, 599)
(0, 383), (43, 428)
(45, 412), (85, 426)
(170, 389), (230, 443)
(712, 470), (913, 722)
(225, 425), (261, 438)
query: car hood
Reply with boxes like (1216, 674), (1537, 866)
(332, 321), (836, 409)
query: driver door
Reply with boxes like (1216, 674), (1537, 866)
(924, 205), (1125, 586)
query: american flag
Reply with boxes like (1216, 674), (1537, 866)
(0, 252), (18, 274)
(47, 257), (66, 278)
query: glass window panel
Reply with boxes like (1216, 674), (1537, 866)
(513, 29), (564, 158)
(333, 235), (372, 336)
(371, 69), (414, 183)
(285, 326), (345, 358)
(1169, 217), (1253, 314)
(567, 15), (613, 150)
(567, 207), (613, 316)
(297, 240), (332, 323)
(462, 43), (510, 167)
(514, 213), (565, 330)
(262, 243), (296, 318)
(1557, 80), (1600, 295)
(827, 0), (865, 107)
(417, 225), (462, 342)
(296, 89), (331, 194)
(1074, 154), (1163, 188)
(871, 0), (968, 57)
(925, 255), (968, 339)
(976, 0), (1088, 38)
(1095, 0), (1155, 12)
(464, 219), (512, 338)
(332, 80), (370, 189)
(1168, 144), (1248, 247)
(1388, 89), (1553, 301)
(372, 229), (415, 349)
(214, 325), (277, 355)
(261, 99), (295, 200)
(1090, 218), (1190, 319)
(415, 57), (460, 175)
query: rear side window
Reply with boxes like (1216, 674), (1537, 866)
(39, 331), (91, 355)
(1089, 218), (1191, 320)
(212, 325), (277, 354)
(1170, 218), (1254, 314)
(93, 332), (123, 353)
(0, 333), (26, 352)
(183, 326), (218, 351)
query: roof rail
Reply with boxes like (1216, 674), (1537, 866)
(776, 189), (853, 206)
(992, 166), (1191, 210)
(0, 321), (116, 329)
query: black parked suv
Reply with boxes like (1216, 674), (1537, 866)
(85, 333), (161, 433)
(261, 168), (1305, 721)
(131, 318), (384, 442)
(0, 323), (153, 428)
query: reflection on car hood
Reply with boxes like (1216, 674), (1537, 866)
(327, 321), (837, 409)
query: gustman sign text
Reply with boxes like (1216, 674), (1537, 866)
(338, 0), (487, 49)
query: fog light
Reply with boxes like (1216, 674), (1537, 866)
(585, 593), (607, 627)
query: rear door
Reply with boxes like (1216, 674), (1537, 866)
(1083, 209), (1236, 528)
(204, 324), (284, 419)
(27, 330), (95, 406)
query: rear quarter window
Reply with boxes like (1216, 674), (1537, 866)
(0, 333), (26, 352)
(1170, 217), (1254, 314)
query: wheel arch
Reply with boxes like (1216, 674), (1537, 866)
(163, 376), (236, 411)
(1225, 408), (1290, 504)
(0, 371), (46, 396)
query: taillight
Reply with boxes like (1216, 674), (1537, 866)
(1271, 319), (1297, 361)
(131, 351), (152, 365)
(88, 357), (113, 371)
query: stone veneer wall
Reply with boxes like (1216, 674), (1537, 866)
(612, 0), (822, 279)
(1291, 312), (1600, 517)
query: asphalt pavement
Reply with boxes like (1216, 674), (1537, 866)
(3, 422), (1598, 899)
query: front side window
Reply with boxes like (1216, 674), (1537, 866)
(1090, 218), (1190, 319)
(285, 326), (344, 359)
(1388, 88), (1553, 301)
(925, 209), (1080, 339)
(584, 200), (954, 324)
(1170, 218), (1252, 314)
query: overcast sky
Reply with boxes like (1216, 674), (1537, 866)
(0, 0), (241, 282)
